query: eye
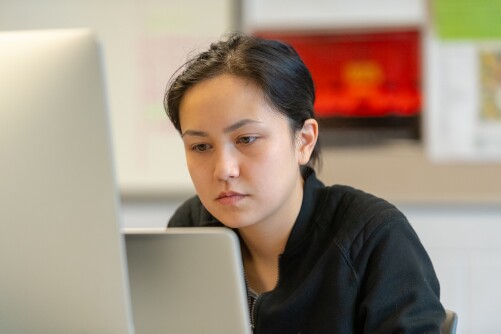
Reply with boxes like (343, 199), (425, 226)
(191, 143), (211, 152)
(237, 136), (257, 145)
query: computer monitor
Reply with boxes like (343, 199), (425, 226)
(0, 29), (134, 333)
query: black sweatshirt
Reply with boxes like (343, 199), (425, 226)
(168, 169), (445, 333)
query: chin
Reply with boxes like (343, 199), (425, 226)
(219, 220), (250, 230)
(216, 215), (256, 230)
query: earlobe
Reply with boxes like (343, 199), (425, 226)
(297, 119), (319, 165)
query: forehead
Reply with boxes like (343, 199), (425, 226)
(178, 74), (287, 131)
(181, 74), (262, 108)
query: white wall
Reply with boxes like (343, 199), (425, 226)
(121, 199), (185, 229)
(401, 204), (501, 334)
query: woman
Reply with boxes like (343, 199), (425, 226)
(164, 32), (445, 333)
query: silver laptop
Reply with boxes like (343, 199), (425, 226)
(124, 227), (251, 334)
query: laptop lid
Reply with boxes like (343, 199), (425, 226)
(0, 29), (134, 333)
(124, 227), (252, 334)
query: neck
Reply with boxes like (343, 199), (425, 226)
(237, 172), (305, 293)
(239, 222), (293, 293)
(239, 220), (291, 262)
(238, 176), (304, 262)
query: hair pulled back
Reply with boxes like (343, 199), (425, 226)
(164, 32), (320, 171)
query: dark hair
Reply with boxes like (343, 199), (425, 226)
(164, 32), (321, 171)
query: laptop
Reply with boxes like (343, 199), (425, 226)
(124, 227), (251, 333)
(0, 29), (250, 334)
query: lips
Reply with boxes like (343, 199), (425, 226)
(216, 191), (247, 205)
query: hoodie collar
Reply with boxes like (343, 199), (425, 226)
(283, 167), (325, 255)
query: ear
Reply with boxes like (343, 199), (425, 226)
(296, 118), (319, 166)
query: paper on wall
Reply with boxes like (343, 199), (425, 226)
(425, 36), (501, 163)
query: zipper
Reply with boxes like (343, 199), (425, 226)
(250, 254), (283, 333)
(244, 272), (258, 332)
(250, 294), (258, 332)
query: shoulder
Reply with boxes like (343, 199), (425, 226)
(297, 171), (410, 252)
(321, 184), (414, 259)
(323, 184), (407, 230)
(167, 195), (220, 227)
(317, 184), (444, 331)
(323, 184), (434, 278)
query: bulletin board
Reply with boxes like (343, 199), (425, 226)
(0, 0), (235, 198)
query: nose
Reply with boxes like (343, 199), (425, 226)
(213, 146), (240, 181)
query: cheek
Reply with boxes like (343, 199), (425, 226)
(245, 141), (297, 181)
(186, 156), (209, 188)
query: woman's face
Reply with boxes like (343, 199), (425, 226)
(178, 74), (307, 230)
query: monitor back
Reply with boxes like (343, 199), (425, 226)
(0, 29), (134, 333)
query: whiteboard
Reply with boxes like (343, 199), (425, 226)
(0, 0), (235, 197)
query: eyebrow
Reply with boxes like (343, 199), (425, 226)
(181, 119), (263, 138)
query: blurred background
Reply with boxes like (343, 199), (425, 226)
(1, 0), (500, 332)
